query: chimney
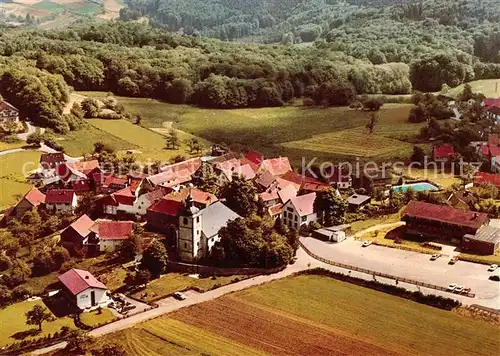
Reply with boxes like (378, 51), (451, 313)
(85, 275), (89, 279)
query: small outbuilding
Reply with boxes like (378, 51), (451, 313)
(462, 225), (500, 255)
(347, 194), (371, 211)
(58, 268), (110, 310)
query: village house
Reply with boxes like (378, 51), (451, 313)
(5, 187), (45, 221)
(0, 100), (19, 124)
(214, 159), (256, 184)
(56, 160), (101, 188)
(143, 157), (202, 191)
(473, 135), (500, 172)
(473, 172), (500, 188)
(101, 186), (166, 218)
(58, 268), (110, 310)
(447, 190), (478, 210)
(60, 214), (95, 251)
(178, 197), (240, 262)
(101, 175), (129, 194)
(282, 192), (318, 230)
(484, 98), (500, 124)
(147, 188), (217, 232)
(40, 153), (66, 173)
(45, 189), (77, 212)
(91, 219), (133, 252)
(402, 201), (489, 248)
(255, 170), (278, 192)
(258, 157), (292, 177)
(433, 144), (455, 163)
(325, 166), (353, 189)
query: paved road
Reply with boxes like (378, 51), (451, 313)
(301, 236), (500, 309)
(17, 122), (44, 141)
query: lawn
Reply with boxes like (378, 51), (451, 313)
(0, 300), (75, 348)
(359, 226), (437, 255)
(130, 273), (246, 303)
(403, 167), (462, 189)
(32, 0), (65, 13)
(459, 252), (500, 266)
(349, 211), (402, 234)
(58, 123), (132, 157)
(0, 150), (41, 210)
(447, 79), (500, 99)
(100, 274), (499, 355)
(87, 118), (210, 162)
(77, 91), (425, 164)
(80, 308), (115, 327)
(0, 139), (25, 151)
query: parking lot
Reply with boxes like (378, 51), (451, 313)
(301, 237), (500, 309)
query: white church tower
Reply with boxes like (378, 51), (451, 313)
(178, 194), (203, 262)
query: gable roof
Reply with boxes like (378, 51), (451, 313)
(67, 214), (95, 238)
(259, 157), (292, 177)
(484, 98), (500, 109)
(45, 189), (75, 204)
(278, 184), (298, 204)
(102, 175), (128, 188)
(58, 268), (107, 295)
(201, 202), (240, 237)
(73, 160), (100, 175)
(474, 172), (500, 187)
(434, 144), (455, 159)
(141, 188), (168, 205)
(57, 163), (87, 182)
(244, 151), (264, 166)
(164, 188), (218, 206)
(92, 220), (133, 240)
(288, 193), (316, 217)
(402, 201), (488, 230)
(112, 186), (136, 206)
(148, 198), (184, 216)
(0, 100), (18, 112)
(22, 187), (46, 206)
(40, 153), (65, 165)
(255, 170), (276, 189)
(347, 194), (371, 206)
(71, 180), (91, 194)
(259, 189), (279, 202)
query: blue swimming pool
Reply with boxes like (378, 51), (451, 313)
(392, 182), (439, 193)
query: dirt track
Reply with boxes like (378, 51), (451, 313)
(171, 297), (401, 356)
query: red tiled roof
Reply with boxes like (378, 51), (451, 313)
(255, 170), (276, 188)
(92, 220), (133, 240)
(164, 188), (217, 205)
(481, 145), (490, 157)
(68, 214), (94, 238)
(240, 158), (260, 173)
(269, 203), (283, 216)
(58, 268), (107, 295)
(402, 201), (488, 230)
(73, 160), (100, 175)
(259, 190), (279, 202)
(474, 172), (500, 187)
(103, 175), (128, 188)
(0, 101), (18, 112)
(488, 134), (499, 146)
(40, 153), (65, 164)
(244, 151), (264, 166)
(71, 180), (90, 193)
(56, 163), (87, 182)
(92, 172), (109, 185)
(142, 188), (167, 205)
(301, 182), (331, 193)
(484, 98), (500, 109)
(259, 157), (292, 177)
(289, 193), (316, 216)
(23, 187), (45, 206)
(434, 144), (455, 159)
(113, 187), (136, 206)
(101, 194), (118, 207)
(45, 189), (75, 204)
(278, 184), (298, 204)
(279, 170), (303, 186)
(490, 146), (500, 157)
(148, 198), (184, 216)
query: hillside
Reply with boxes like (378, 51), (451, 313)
(0, 0), (123, 28)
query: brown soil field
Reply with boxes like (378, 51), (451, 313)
(103, 0), (122, 12)
(171, 297), (401, 356)
(0, 3), (51, 17)
(51, 0), (83, 4)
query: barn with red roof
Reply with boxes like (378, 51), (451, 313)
(58, 268), (110, 310)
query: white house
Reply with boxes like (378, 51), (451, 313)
(58, 268), (110, 310)
(0, 100), (19, 124)
(178, 197), (240, 262)
(282, 192), (317, 230)
(90, 220), (134, 252)
(45, 189), (77, 213)
(102, 186), (165, 217)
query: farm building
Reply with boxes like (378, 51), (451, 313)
(58, 269), (110, 310)
(178, 197), (240, 262)
(433, 144), (455, 162)
(92, 220), (134, 252)
(347, 194), (371, 211)
(40, 153), (66, 171)
(402, 201), (489, 244)
(312, 225), (349, 243)
(5, 187), (45, 221)
(462, 225), (500, 255)
(60, 214), (95, 251)
(45, 189), (77, 212)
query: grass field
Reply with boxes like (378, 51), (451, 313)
(0, 150), (42, 210)
(98, 274), (499, 356)
(0, 300), (75, 348)
(77, 91), (424, 164)
(130, 273), (246, 303)
(447, 79), (500, 99)
(58, 123), (132, 157)
(403, 167), (463, 188)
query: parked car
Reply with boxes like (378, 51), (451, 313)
(448, 257), (458, 265)
(173, 292), (186, 300)
(489, 274), (500, 282)
(447, 283), (457, 292)
(454, 285), (464, 293)
(487, 264), (498, 272)
(430, 254), (441, 261)
(362, 240), (372, 247)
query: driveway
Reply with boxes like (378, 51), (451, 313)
(17, 122), (45, 141)
(301, 236), (500, 309)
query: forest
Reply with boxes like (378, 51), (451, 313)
(0, 1), (499, 131)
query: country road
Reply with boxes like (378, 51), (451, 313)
(30, 239), (487, 355)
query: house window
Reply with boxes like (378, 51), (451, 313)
(184, 242), (187, 248)
(302, 216), (307, 222)
(183, 217), (188, 225)
(283, 211), (287, 218)
(294, 215), (298, 222)
(287, 207), (294, 213)
(196, 216), (200, 223)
